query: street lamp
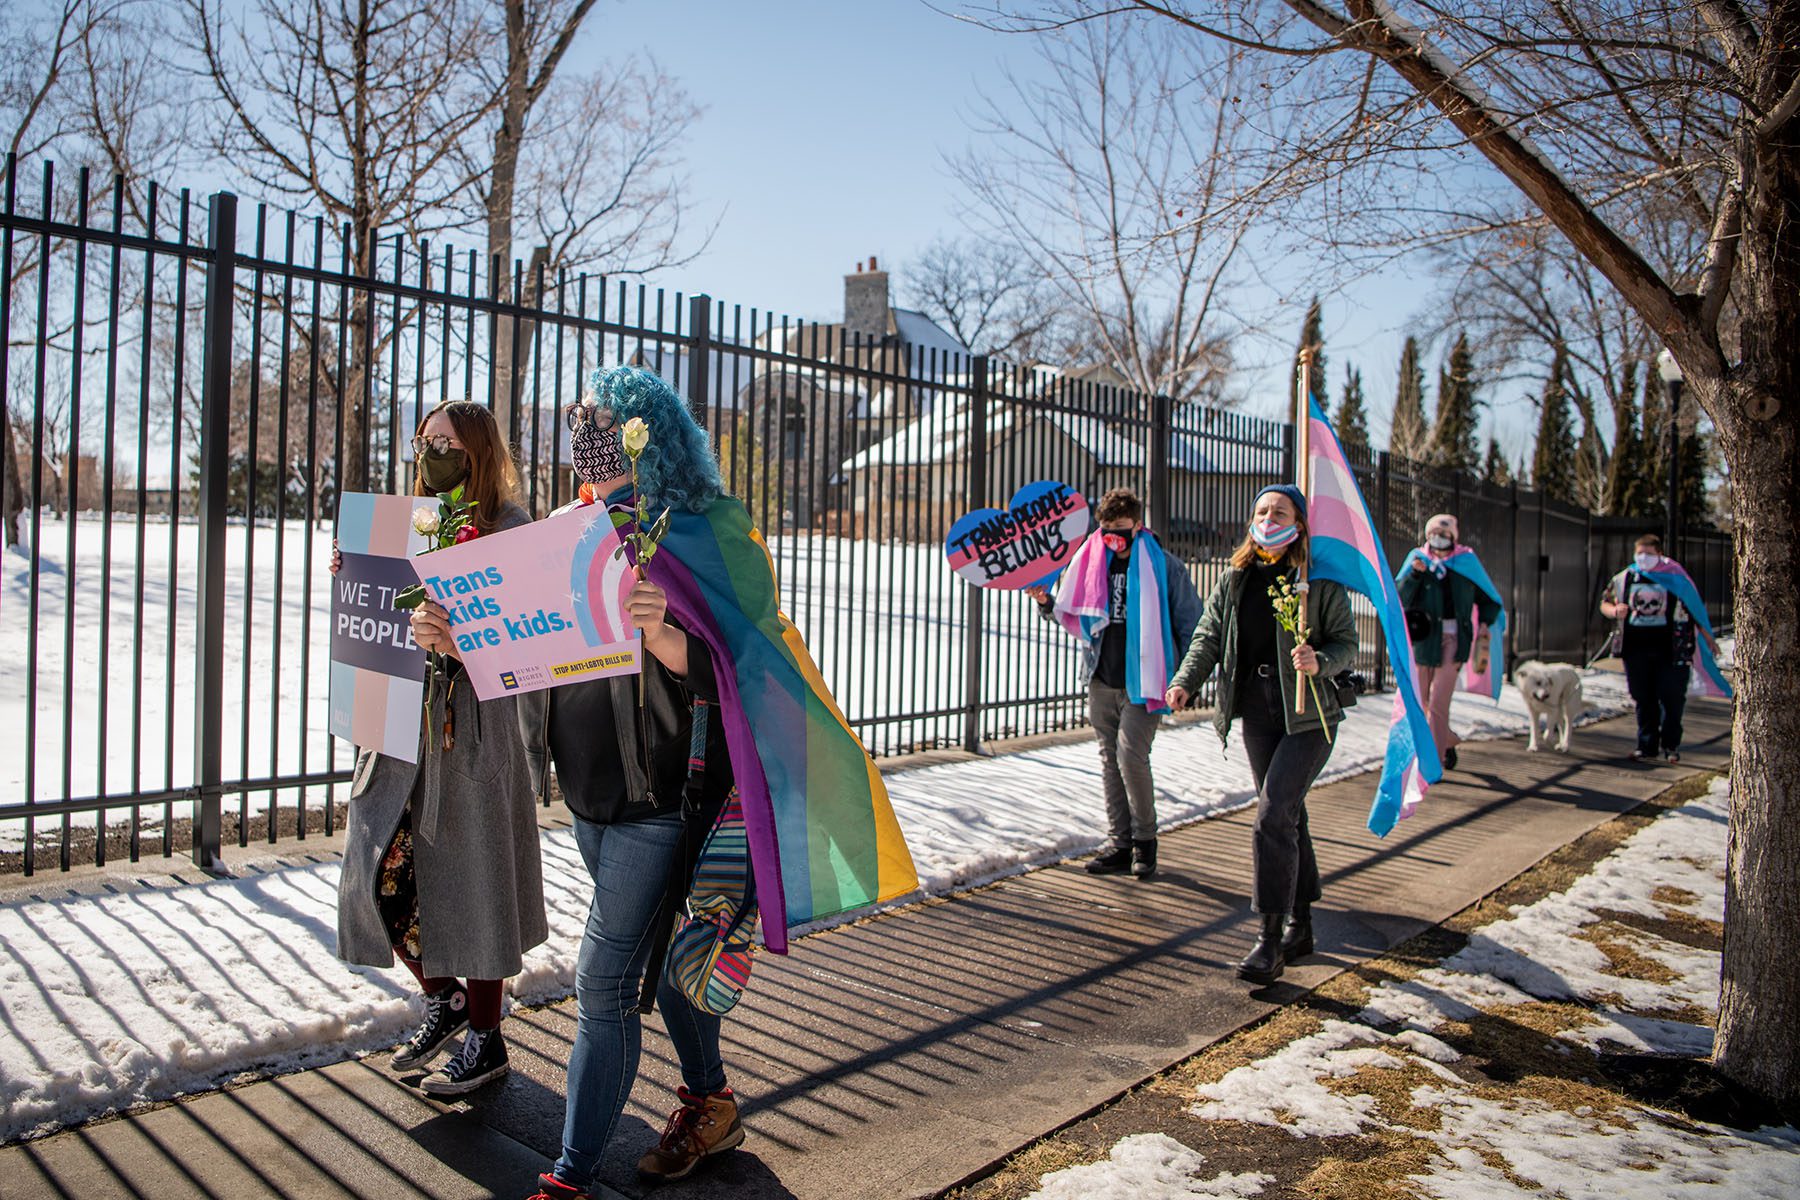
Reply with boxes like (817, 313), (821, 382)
(1656, 349), (1684, 551)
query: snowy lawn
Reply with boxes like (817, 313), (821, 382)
(1005, 777), (1800, 1200)
(0, 664), (1629, 1143)
(1, 515), (1090, 848)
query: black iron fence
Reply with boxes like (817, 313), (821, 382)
(1, 163), (1735, 874)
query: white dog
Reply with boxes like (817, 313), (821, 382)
(1514, 660), (1591, 752)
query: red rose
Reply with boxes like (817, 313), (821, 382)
(453, 525), (480, 544)
(578, 482), (598, 505)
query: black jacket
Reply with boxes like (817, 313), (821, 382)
(516, 620), (732, 825)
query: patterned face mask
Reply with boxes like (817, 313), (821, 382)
(570, 416), (628, 485)
(1428, 533), (1454, 550)
(1101, 529), (1134, 555)
(1250, 519), (1299, 550)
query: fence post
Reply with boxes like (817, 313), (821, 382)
(687, 293), (712, 432)
(1535, 487), (1548, 661)
(1582, 508), (1593, 662)
(963, 355), (989, 754)
(1148, 392), (1172, 535)
(192, 191), (237, 874)
(1508, 482), (1521, 673)
(1376, 451), (1391, 692)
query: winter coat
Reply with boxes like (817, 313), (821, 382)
(1170, 564), (1359, 744)
(515, 620), (728, 825)
(335, 501), (549, 981)
(1397, 559), (1501, 667)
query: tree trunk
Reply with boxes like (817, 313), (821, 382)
(1711, 73), (1800, 1098)
(2, 407), (23, 546)
(1713, 377), (1800, 1101)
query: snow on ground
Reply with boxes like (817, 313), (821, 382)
(1161, 778), (1800, 1200)
(1028, 1133), (1274, 1199)
(0, 659), (1628, 1142)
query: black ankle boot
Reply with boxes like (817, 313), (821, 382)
(1280, 905), (1314, 961)
(1237, 912), (1287, 985)
(1086, 843), (1133, 875)
(1130, 837), (1157, 878)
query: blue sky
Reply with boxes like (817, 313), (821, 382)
(572, 2), (1537, 460)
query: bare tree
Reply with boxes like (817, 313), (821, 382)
(900, 236), (1066, 360)
(948, 14), (1278, 405)
(186, 0), (502, 495)
(986, 0), (1800, 1099)
(465, 12), (709, 438)
(3, 0), (181, 544)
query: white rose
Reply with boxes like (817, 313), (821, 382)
(412, 507), (441, 536)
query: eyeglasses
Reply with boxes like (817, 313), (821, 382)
(564, 402), (617, 432)
(411, 433), (457, 457)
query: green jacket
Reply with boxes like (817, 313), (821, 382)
(1171, 566), (1360, 745)
(1397, 564), (1501, 667)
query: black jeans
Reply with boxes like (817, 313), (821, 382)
(1237, 671), (1335, 915)
(1623, 648), (1689, 755)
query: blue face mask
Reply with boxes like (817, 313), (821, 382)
(1635, 552), (1660, 573)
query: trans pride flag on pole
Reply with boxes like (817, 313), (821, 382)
(1304, 397), (1443, 836)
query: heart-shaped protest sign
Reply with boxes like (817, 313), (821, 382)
(944, 480), (1092, 590)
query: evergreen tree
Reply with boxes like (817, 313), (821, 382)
(1605, 360), (1646, 516)
(1531, 345), (1579, 504)
(1289, 295), (1328, 421)
(1335, 364), (1371, 459)
(1483, 435), (1513, 486)
(1388, 336), (1431, 462)
(1429, 332), (1482, 471)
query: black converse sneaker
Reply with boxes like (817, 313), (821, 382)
(391, 983), (469, 1072)
(420, 1027), (509, 1096)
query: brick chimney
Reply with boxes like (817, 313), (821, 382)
(844, 256), (891, 341)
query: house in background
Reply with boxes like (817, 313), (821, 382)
(738, 258), (970, 528)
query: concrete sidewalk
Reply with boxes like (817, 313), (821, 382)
(1, 702), (1732, 1200)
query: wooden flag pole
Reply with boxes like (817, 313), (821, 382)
(1294, 347), (1314, 716)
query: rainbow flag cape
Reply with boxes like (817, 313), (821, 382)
(642, 496), (919, 952)
(1052, 530), (1176, 712)
(1396, 546), (1508, 701)
(1634, 558), (1732, 699)
(1305, 397), (1443, 835)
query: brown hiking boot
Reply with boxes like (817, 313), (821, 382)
(636, 1087), (744, 1181)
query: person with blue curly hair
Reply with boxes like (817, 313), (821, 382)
(521, 366), (743, 1199)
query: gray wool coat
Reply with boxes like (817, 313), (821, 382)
(335, 502), (549, 981)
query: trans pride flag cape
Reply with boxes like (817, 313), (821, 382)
(1305, 398), (1443, 836)
(1396, 546), (1509, 701)
(641, 496), (919, 953)
(1052, 529), (1176, 712)
(1629, 557), (1733, 699)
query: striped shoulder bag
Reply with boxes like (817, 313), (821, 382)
(665, 702), (760, 1015)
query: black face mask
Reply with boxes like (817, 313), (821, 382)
(571, 420), (628, 486)
(417, 446), (469, 494)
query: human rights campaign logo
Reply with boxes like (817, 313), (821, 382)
(499, 671), (520, 691)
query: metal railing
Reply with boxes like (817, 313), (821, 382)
(0, 162), (1735, 874)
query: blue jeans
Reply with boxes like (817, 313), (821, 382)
(553, 813), (727, 1188)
